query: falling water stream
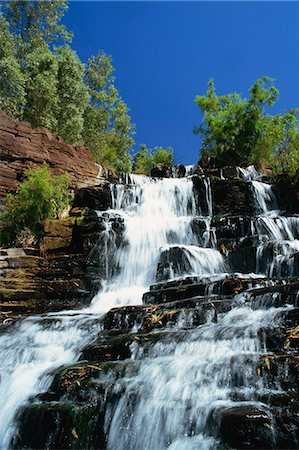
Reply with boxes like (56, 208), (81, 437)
(0, 170), (297, 449)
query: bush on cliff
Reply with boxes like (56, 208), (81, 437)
(0, 166), (69, 247)
(194, 77), (299, 173)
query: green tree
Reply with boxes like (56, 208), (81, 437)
(133, 144), (153, 174)
(83, 51), (135, 172)
(23, 45), (58, 130)
(0, 14), (26, 118)
(133, 144), (174, 175)
(266, 112), (299, 173)
(193, 77), (293, 167)
(0, 165), (69, 246)
(152, 146), (174, 166)
(55, 45), (89, 145)
(1, 0), (72, 56)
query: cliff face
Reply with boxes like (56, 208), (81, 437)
(0, 110), (104, 202)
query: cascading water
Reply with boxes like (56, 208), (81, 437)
(239, 165), (299, 277)
(0, 175), (225, 448)
(0, 168), (297, 449)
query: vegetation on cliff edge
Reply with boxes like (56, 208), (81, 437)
(194, 77), (299, 173)
(0, 165), (69, 247)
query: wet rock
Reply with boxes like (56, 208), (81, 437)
(212, 216), (253, 240)
(227, 245), (257, 273)
(216, 405), (277, 449)
(273, 173), (299, 214)
(173, 164), (186, 178)
(210, 177), (254, 216)
(12, 402), (106, 450)
(143, 276), (267, 305)
(156, 246), (194, 282)
(249, 281), (299, 309)
(150, 163), (172, 178)
(73, 184), (111, 210)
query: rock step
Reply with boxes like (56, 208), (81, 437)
(14, 352), (299, 450)
(144, 276), (299, 306)
(213, 402), (299, 450)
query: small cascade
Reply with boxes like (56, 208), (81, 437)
(106, 303), (291, 450)
(1, 165), (298, 450)
(238, 164), (260, 181)
(250, 181), (278, 214)
(237, 165), (299, 278)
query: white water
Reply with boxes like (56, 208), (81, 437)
(0, 172), (296, 448)
(0, 175), (225, 448)
(238, 166), (299, 277)
(106, 303), (291, 450)
(238, 165), (260, 181)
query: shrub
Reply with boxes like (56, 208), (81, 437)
(0, 165), (69, 246)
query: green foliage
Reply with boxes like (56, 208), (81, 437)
(194, 77), (299, 172)
(23, 46), (58, 130)
(133, 144), (174, 175)
(152, 146), (174, 166)
(1, 0), (72, 56)
(0, 4), (136, 173)
(83, 51), (135, 172)
(0, 14), (26, 118)
(267, 113), (299, 173)
(55, 45), (89, 145)
(0, 166), (69, 246)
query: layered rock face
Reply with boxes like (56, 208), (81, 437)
(0, 184), (117, 320)
(0, 169), (298, 450)
(0, 110), (103, 202)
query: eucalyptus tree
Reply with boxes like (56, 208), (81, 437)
(0, 14), (26, 118)
(83, 51), (135, 172)
(55, 45), (89, 145)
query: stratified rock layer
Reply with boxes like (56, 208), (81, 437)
(0, 110), (103, 201)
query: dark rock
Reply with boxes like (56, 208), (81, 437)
(210, 177), (254, 216)
(73, 184), (111, 210)
(227, 245), (257, 273)
(143, 276), (267, 305)
(156, 246), (193, 282)
(150, 163), (172, 178)
(273, 173), (299, 214)
(216, 405), (277, 449)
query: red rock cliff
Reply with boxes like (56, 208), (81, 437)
(0, 110), (104, 201)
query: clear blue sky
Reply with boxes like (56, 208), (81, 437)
(64, 1), (299, 164)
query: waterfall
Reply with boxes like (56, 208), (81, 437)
(106, 304), (290, 450)
(0, 169), (297, 449)
(0, 175), (225, 448)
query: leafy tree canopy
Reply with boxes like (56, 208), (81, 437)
(133, 144), (174, 175)
(194, 77), (299, 173)
(0, 14), (26, 118)
(55, 45), (89, 145)
(0, 2), (136, 173)
(83, 51), (135, 172)
(23, 45), (58, 130)
(1, 0), (72, 55)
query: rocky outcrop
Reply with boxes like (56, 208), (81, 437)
(0, 184), (124, 319)
(0, 110), (104, 201)
(273, 173), (299, 214)
(192, 175), (255, 216)
(13, 278), (299, 449)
